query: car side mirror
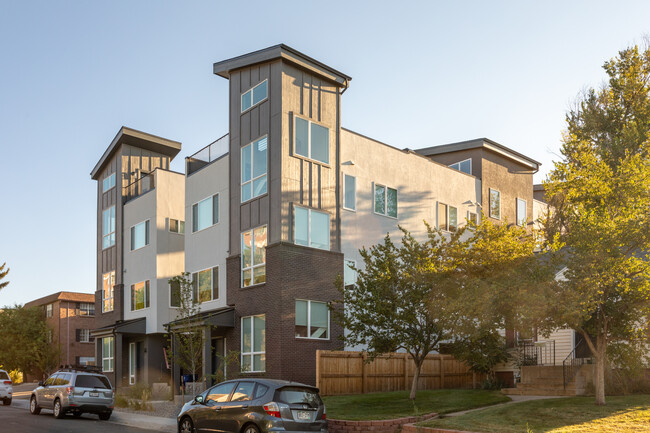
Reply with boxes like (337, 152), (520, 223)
(38, 381), (44, 387)
(194, 395), (204, 405)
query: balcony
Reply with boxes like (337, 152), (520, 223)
(186, 133), (229, 176)
(123, 170), (156, 204)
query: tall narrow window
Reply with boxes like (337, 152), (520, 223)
(516, 198), (527, 227)
(102, 337), (114, 372)
(295, 300), (329, 339)
(241, 226), (267, 287)
(170, 280), (181, 308)
(130, 220), (150, 250)
(129, 343), (136, 385)
(438, 203), (458, 232)
(241, 137), (268, 202)
(102, 271), (115, 313)
(102, 173), (116, 192)
(192, 194), (219, 232)
(343, 174), (356, 211)
(294, 206), (330, 250)
(46, 303), (53, 318)
(241, 315), (265, 372)
(294, 117), (329, 164)
(191, 267), (219, 303)
(374, 184), (397, 218)
(102, 206), (116, 248)
(131, 280), (150, 311)
(344, 260), (356, 288)
(241, 80), (268, 112)
(489, 189), (501, 220)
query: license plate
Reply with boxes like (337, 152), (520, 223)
(89, 392), (99, 397)
(297, 411), (311, 421)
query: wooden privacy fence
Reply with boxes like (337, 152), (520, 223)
(316, 350), (482, 396)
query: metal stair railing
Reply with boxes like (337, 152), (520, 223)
(562, 339), (589, 389)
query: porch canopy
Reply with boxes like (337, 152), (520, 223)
(91, 317), (147, 338)
(164, 307), (235, 331)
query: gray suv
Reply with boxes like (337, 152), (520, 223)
(30, 367), (114, 420)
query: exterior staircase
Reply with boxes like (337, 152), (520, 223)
(502, 364), (592, 396)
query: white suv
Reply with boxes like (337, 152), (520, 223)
(0, 370), (12, 405)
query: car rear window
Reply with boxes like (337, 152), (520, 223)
(75, 374), (111, 389)
(275, 387), (322, 408)
(0, 372), (9, 381)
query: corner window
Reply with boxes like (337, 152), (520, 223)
(344, 174), (356, 211)
(102, 337), (114, 372)
(169, 218), (185, 234)
(102, 206), (116, 248)
(131, 280), (150, 311)
(295, 300), (329, 339)
(102, 173), (116, 192)
(241, 80), (268, 112)
(130, 220), (150, 251)
(294, 117), (329, 164)
(241, 137), (268, 202)
(191, 267), (219, 303)
(517, 198), (527, 227)
(192, 194), (219, 232)
(102, 271), (115, 313)
(46, 303), (53, 318)
(438, 203), (458, 232)
(241, 226), (267, 287)
(449, 159), (472, 175)
(294, 206), (330, 250)
(374, 184), (398, 218)
(241, 315), (265, 372)
(489, 189), (501, 220)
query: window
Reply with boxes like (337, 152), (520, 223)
(254, 384), (269, 399)
(170, 280), (181, 308)
(207, 382), (236, 404)
(294, 117), (329, 164)
(517, 198), (527, 227)
(343, 174), (356, 211)
(102, 271), (115, 313)
(170, 218), (185, 234)
(449, 159), (472, 175)
(46, 303), (53, 318)
(102, 337), (114, 372)
(192, 194), (219, 232)
(76, 329), (92, 343)
(191, 267), (219, 303)
(131, 280), (150, 311)
(77, 357), (95, 366)
(241, 80), (268, 112)
(241, 315), (265, 372)
(78, 302), (94, 316)
(130, 220), (150, 251)
(103, 173), (116, 192)
(468, 211), (479, 226)
(75, 374), (110, 389)
(344, 260), (356, 287)
(231, 382), (255, 402)
(129, 342), (136, 385)
(102, 206), (116, 248)
(294, 206), (330, 250)
(438, 203), (458, 232)
(241, 137), (268, 202)
(374, 184), (397, 218)
(295, 300), (329, 339)
(489, 189), (501, 220)
(241, 226), (267, 287)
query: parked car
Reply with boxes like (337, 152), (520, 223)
(177, 378), (327, 433)
(0, 370), (12, 406)
(30, 366), (114, 420)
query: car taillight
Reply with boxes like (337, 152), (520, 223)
(2, 381), (11, 385)
(263, 402), (281, 418)
(322, 406), (326, 420)
(66, 386), (74, 394)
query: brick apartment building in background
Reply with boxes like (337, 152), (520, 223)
(91, 44), (571, 393)
(24, 291), (96, 380)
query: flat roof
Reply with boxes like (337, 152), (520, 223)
(90, 127), (182, 180)
(213, 44), (351, 87)
(416, 138), (541, 171)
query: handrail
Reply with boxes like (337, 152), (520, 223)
(123, 170), (156, 203)
(562, 338), (589, 389)
(186, 133), (229, 175)
(519, 339), (555, 366)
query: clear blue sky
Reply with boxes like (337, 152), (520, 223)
(1, 0), (649, 306)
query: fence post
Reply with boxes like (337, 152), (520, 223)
(404, 353), (409, 391)
(472, 372), (476, 389)
(440, 356), (445, 389)
(315, 350), (321, 390)
(361, 353), (368, 394)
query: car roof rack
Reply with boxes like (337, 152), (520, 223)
(57, 364), (103, 374)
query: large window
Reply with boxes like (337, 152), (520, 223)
(516, 198), (527, 227)
(192, 194), (219, 232)
(489, 188), (501, 220)
(241, 137), (268, 202)
(295, 300), (329, 339)
(241, 80), (268, 112)
(78, 302), (94, 316)
(374, 184), (398, 218)
(102, 206), (116, 248)
(102, 271), (115, 313)
(191, 267), (219, 303)
(102, 173), (116, 192)
(343, 174), (356, 211)
(241, 315), (265, 372)
(294, 206), (330, 250)
(241, 226), (267, 287)
(130, 220), (150, 251)
(131, 280), (150, 311)
(449, 159), (472, 175)
(102, 337), (114, 372)
(295, 117), (329, 164)
(438, 203), (458, 232)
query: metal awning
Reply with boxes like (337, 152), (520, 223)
(164, 307), (235, 331)
(90, 317), (147, 338)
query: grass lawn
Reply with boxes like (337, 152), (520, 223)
(419, 395), (650, 432)
(322, 389), (511, 420)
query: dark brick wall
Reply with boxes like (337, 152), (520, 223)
(226, 241), (344, 385)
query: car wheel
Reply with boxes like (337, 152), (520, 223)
(98, 411), (111, 421)
(29, 397), (41, 415)
(242, 423), (260, 433)
(53, 399), (65, 419)
(2, 399), (10, 406)
(179, 416), (194, 433)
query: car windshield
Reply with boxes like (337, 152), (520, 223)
(75, 374), (111, 389)
(276, 387), (321, 408)
(0, 372), (9, 381)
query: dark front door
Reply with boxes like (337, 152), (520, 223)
(211, 337), (225, 384)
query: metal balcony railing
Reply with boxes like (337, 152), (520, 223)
(518, 339), (556, 366)
(123, 170), (156, 203)
(186, 133), (229, 175)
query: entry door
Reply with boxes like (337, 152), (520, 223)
(129, 343), (136, 385)
(211, 337), (225, 384)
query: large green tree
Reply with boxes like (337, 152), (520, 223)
(544, 42), (650, 405)
(0, 263), (9, 291)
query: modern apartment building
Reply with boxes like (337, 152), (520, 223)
(91, 44), (561, 391)
(24, 291), (96, 380)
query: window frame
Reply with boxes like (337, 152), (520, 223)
(449, 158), (472, 175)
(102, 206), (116, 249)
(102, 271), (115, 313)
(190, 266), (219, 304)
(78, 329), (91, 343)
(78, 302), (95, 316)
(293, 205), (331, 251)
(295, 299), (330, 340)
(437, 202), (458, 232)
(169, 218), (185, 234)
(489, 188), (501, 220)
(293, 115), (330, 165)
(240, 136), (268, 203)
(240, 79), (268, 113)
(373, 183), (398, 218)
(343, 174), (356, 211)
(192, 194), (219, 233)
(241, 315), (266, 373)
(131, 280), (151, 311)
(516, 198), (527, 227)
(45, 303), (53, 318)
(241, 226), (267, 288)
(467, 211), (479, 227)
(102, 336), (114, 372)
(344, 259), (357, 288)
(102, 172), (116, 192)
(130, 219), (150, 251)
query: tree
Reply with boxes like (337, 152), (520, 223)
(544, 42), (650, 405)
(0, 263), (9, 291)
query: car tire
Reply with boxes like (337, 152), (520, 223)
(98, 411), (111, 421)
(2, 399), (10, 406)
(242, 423), (260, 433)
(179, 416), (194, 433)
(53, 399), (65, 419)
(29, 396), (41, 415)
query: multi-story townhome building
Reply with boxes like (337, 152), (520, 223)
(24, 291), (96, 380)
(91, 44), (565, 392)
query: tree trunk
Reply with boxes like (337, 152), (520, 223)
(409, 358), (422, 400)
(594, 334), (607, 406)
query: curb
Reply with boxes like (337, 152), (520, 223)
(329, 413), (438, 433)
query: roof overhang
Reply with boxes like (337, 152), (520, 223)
(90, 317), (147, 337)
(213, 44), (351, 88)
(165, 307), (235, 331)
(90, 127), (182, 180)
